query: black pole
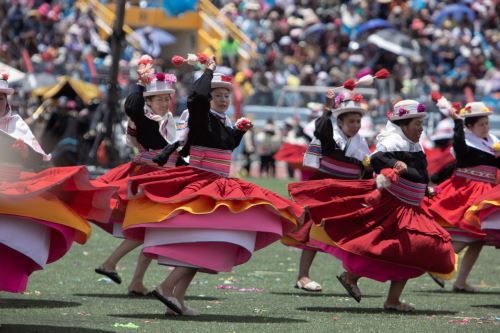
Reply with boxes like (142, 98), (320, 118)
(104, 0), (126, 140)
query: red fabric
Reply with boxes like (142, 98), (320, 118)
(428, 175), (494, 237)
(380, 168), (399, 183)
(425, 146), (455, 176)
(0, 166), (117, 224)
(91, 162), (160, 231)
(365, 189), (382, 205)
(126, 166), (304, 226)
(311, 185), (455, 276)
(273, 143), (307, 168)
(469, 184), (500, 222)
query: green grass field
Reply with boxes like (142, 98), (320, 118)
(1, 178), (499, 333)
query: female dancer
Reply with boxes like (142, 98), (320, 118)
(94, 56), (182, 295)
(291, 99), (456, 311)
(284, 89), (371, 292)
(122, 58), (303, 315)
(428, 102), (499, 292)
(0, 72), (115, 293)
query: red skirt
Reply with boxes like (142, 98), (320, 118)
(273, 143), (307, 169)
(425, 146), (454, 176)
(91, 162), (160, 233)
(283, 175), (373, 251)
(464, 184), (500, 247)
(428, 175), (495, 240)
(122, 166), (303, 273)
(303, 179), (455, 282)
(0, 166), (115, 292)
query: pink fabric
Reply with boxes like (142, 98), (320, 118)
(145, 242), (251, 273)
(125, 205), (285, 250)
(0, 216), (75, 293)
(0, 243), (41, 293)
(313, 242), (424, 282)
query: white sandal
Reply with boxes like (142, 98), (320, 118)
(295, 279), (322, 292)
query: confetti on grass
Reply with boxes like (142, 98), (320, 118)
(113, 322), (139, 329)
(216, 285), (264, 292)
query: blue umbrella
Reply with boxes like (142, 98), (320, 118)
(356, 19), (393, 36)
(162, 0), (198, 16)
(434, 4), (475, 26)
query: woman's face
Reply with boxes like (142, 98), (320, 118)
(147, 94), (171, 117)
(0, 93), (7, 117)
(338, 112), (361, 137)
(400, 117), (424, 143)
(210, 88), (231, 113)
(467, 116), (489, 139)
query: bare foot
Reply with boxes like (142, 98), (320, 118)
(383, 301), (415, 312)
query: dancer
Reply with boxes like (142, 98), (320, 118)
(291, 99), (456, 311)
(122, 58), (303, 316)
(0, 72), (115, 293)
(93, 55), (181, 295)
(428, 102), (499, 292)
(284, 89), (372, 292)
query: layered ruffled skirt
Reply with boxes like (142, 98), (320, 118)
(428, 170), (497, 243)
(122, 166), (303, 273)
(288, 178), (456, 282)
(0, 166), (117, 292)
(464, 184), (500, 247)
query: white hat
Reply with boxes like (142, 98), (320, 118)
(143, 73), (176, 97)
(459, 102), (492, 118)
(430, 118), (454, 141)
(211, 73), (233, 91)
(389, 99), (426, 121)
(0, 73), (14, 95)
(332, 90), (366, 118)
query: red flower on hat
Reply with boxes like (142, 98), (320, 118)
(138, 55), (153, 66)
(431, 91), (441, 103)
(1, 73), (9, 81)
(343, 79), (356, 91)
(171, 55), (185, 67)
(386, 111), (393, 118)
(352, 94), (363, 103)
(197, 53), (209, 65)
(155, 72), (165, 81)
(452, 102), (461, 111)
(374, 68), (390, 79)
(465, 106), (472, 111)
(221, 75), (233, 82)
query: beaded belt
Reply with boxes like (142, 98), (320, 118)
(0, 163), (21, 182)
(385, 177), (427, 206)
(318, 156), (361, 179)
(190, 145), (232, 177)
(133, 149), (178, 169)
(455, 165), (497, 184)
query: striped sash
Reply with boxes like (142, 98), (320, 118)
(455, 165), (497, 184)
(318, 156), (361, 179)
(0, 163), (21, 181)
(133, 149), (178, 169)
(303, 142), (321, 169)
(385, 177), (427, 206)
(190, 145), (232, 177)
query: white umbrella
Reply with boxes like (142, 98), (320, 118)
(0, 62), (26, 83)
(367, 29), (422, 62)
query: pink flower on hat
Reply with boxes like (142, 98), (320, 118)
(398, 107), (409, 117)
(164, 74), (177, 84)
(417, 103), (426, 112)
(1, 73), (8, 81)
(155, 72), (165, 81)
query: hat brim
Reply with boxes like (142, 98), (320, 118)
(390, 113), (426, 121)
(430, 133), (453, 141)
(332, 107), (366, 118)
(461, 111), (492, 118)
(211, 82), (233, 91)
(0, 88), (14, 95)
(143, 89), (175, 97)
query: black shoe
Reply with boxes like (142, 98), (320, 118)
(151, 288), (183, 315)
(428, 273), (445, 288)
(336, 274), (361, 303)
(95, 267), (122, 284)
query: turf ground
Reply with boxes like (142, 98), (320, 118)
(1, 178), (499, 333)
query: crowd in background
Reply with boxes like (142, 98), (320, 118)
(0, 0), (498, 172)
